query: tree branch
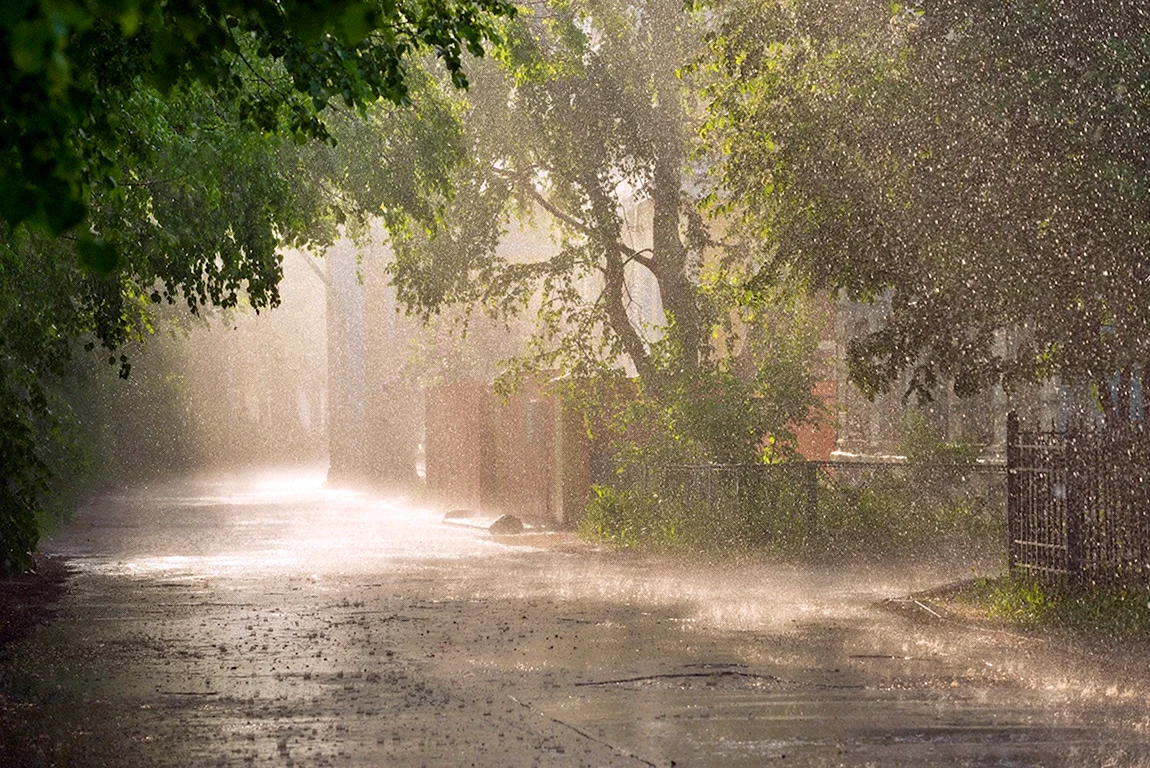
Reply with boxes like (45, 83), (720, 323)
(295, 251), (333, 290)
(122, 175), (190, 189)
(230, 29), (294, 105)
(500, 166), (656, 272)
(623, 248), (655, 270)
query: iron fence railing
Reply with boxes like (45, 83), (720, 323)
(1007, 411), (1150, 586)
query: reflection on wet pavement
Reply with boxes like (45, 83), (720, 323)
(2, 468), (1148, 766)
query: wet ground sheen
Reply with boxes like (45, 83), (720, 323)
(1, 469), (1148, 766)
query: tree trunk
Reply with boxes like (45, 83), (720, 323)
(650, 140), (703, 367)
(584, 172), (656, 383)
(647, 0), (703, 369)
(1116, 364), (1133, 424)
(1098, 372), (1119, 426)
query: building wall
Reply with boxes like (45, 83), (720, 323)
(794, 375), (838, 461)
(491, 380), (555, 520)
(831, 299), (1042, 458)
(325, 240), (368, 484)
(424, 378), (592, 525)
(363, 252), (421, 487)
(424, 381), (495, 511)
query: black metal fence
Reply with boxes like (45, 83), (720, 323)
(614, 459), (1006, 555)
(1007, 411), (1150, 586)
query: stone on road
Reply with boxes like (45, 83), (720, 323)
(1, 469), (1147, 766)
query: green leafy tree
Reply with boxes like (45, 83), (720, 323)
(2, 0), (514, 237)
(703, 0), (1150, 415)
(1, 0), (515, 571)
(389, 0), (820, 464)
(2, 81), (323, 571)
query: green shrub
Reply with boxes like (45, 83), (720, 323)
(580, 463), (1006, 561)
(966, 576), (1150, 637)
(900, 410), (982, 465)
(578, 485), (684, 550)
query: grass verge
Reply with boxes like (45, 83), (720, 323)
(936, 575), (1150, 639)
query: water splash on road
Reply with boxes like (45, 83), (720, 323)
(9, 467), (1149, 766)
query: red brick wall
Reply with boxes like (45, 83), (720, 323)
(424, 378), (591, 524)
(424, 381), (494, 510)
(793, 296), (839, 461)
(794, 377), (838, 461)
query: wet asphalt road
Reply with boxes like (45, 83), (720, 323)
(2, 469), (1149, 767)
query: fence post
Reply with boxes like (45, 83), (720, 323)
(805, 462), (819, 536)
(1064, 427), (1084, 585)
(1006, 411), (1020, 572)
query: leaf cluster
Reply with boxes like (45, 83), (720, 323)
(1, 0), (516, 237)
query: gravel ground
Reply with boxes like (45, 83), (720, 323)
(1, 468), (1148, 767)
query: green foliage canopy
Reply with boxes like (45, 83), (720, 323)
(0, 0), (514, 571)
(1, 0), (514, 237)
(704, 0), (1150, 407)
(387, 0), (821, 465)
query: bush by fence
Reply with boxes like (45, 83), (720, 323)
(582, 460), (1006, 559)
